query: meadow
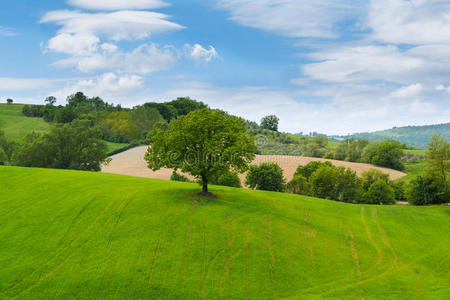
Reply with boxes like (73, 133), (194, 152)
(0, 166), (448, 299)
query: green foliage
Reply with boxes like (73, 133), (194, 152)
(334, 138), (370, 162)
(361, 169), (390, 191)
(323, 151), (334, 159)
(294, 161), (333, 180)
(310, 165), (338, 199)
(0, 146), (7, 165)
(12, 120), (109, 171)
(260, 115), (279, 132)
(391, 181), (406, 202)
(146, 109), (256, 194)
(170, 170), (191, 182)
(287, 174), (311, 195)
(44, 96), (56, 106)
(362, 140), (405, 170)
(6, 98), (13, 104)
(216, 171), (242, 188)
(245, 162), (286, 192)
(426, 135), (449, 192)
(332, 167), (364, 203)
(364, 179), (396, 204)
(407, 175), (447, 205)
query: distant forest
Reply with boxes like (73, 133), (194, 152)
(346, 123), (450, 149)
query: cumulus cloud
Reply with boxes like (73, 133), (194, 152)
(67, 0), (169, 11)
(52, 43), (177, 74)
(390, 83), (424, 98)
(367, 0), (450, 45)
(216, 0), (363, 38)
(53, 73), (144, 99)
(185, 44), (221, 63)
(40, 10), (183, 42)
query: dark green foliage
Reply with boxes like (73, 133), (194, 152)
(407, 175), (447, 205)
(44, 96), (56, 106)
(216, 171), (242, 188)
(294, 161), (333, 180)
(332, 167), (364, 203)
(364, 179), (396, 204)
(334, 138), (370, 162)
(363, 140), (405, 170)
(287, 175), (311, 195)
(245, 162), (286, 192)
(12, 120), (109, 171)
(310, 165), (338, 199)
(260, 115), (279, 132)
(6, 99), (13, 104)
(391, 181), (407, 202)
(361, 169), (390, 191)
(170, 171), (191, 182)
(146, 109), (255, 194)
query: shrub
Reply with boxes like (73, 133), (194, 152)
(323, 151), (335, 159)
(332, 167), (364, 203)
(217, 171), (242, 188)
(407, 175), (448, 205)
(0, 146), (7, 165)
(362, 140), (405, 170)
(361, 169), (390, 191)
(245, 162), (286, 192)
(170, 171), (191, 182)
(310, 165), (338, 199)
(294, 161), (333, 181)
(364, 180), (395, 204)
(287, 175), (311, 195)
(391, 181), (406, 202)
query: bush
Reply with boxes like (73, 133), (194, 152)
(294, 161), (333, 181)
(245, 163), (286, 192)
(170, 171), (191, 182)
(0, 146), (7, 165)
(323, 151), (335, 159)
(216, 171), (242, 188)
(407, 175), (448, 205)
(287, 175), (311, 195)
(362, 140), (405, 170)
(364, 180), (395, 204)
(332, 167), (364, 203)
(310, 165), (338, 199)
(361, 169), (390, 191)
(391, 181), (406, 202)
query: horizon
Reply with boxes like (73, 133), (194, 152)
(1, 0), (450, 135)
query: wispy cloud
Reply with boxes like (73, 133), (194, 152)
(67, 0), (169, 11)
(0, 26), (16, 36)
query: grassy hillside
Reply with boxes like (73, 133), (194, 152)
(0, 104), (50, 142)
(348, 123), (450, 149)
(0, 167), (449, 299)
(0, 103), (128, 154)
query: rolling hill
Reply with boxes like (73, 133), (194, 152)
(0, 103), (128, 154)
(346, 123), (450, 149)
(0, 166), (448, 299)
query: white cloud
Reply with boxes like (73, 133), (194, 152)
(0, 78), (62, 91)
(216, 0), (363, 38)
(390, 83), (424, 98)
(185, 44), (221, 63)
(367, 0), (450, 45)
(40, 10), (184, 42)
(67, 0), (169, 11)
(46, 33), (99, 56)
(53, 73), (144, 99)
(51, 43), (177, 74)
(0, 26), (16, 37)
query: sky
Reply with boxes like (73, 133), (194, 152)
(0, 0), (449, 135)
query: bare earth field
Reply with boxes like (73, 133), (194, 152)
(102, 146), (406, 183)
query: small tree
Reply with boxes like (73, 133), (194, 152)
(6, 98), (13, 104)
(145, 109), (256, 194)
(310, 165), (338, 199)
(245, 162), (286, 192)
(361, 169), (390, 191)
(426, 134), (450, 197)
(260, 115), (279, 132)
(364, 179), (395, 204)
(362, 140), (404, 170)
(216, 171), (242, 188)
(287, 174), (311, 195)
(45, 96), (56, 106)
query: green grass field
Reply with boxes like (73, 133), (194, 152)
(0, 166), (448, 299)
(0, 103), (128, 154)
(0, 104), (50, 142)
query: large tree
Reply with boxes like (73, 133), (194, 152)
(145, 109), (256, 194)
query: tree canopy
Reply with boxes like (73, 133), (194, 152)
(145, 109), (256, 194)
(260, 115), (279, 132)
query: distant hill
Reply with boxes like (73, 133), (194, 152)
(346, 123), (450, 149)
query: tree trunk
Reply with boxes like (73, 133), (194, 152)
(202, 174), (208, 195)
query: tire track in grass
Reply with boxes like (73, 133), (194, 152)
(179, 199), (196, 290)
(200, 220), (235, 296)
(372, 209), (397, 268)
(9, 198), (127, 299)
(59, 197), (96, 245)
(0, 196), (118, 295)
(217, 222), (235, 298)
(107, 196), (133, 248)
(267, 215), (277, 298)
(147, 239), (161, 287)
(347, 230), (361, 280)
(360, 207), (382, 268)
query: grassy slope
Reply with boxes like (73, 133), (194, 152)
(0, 103), (128, 154)
(0, 104), (50, 142)
(0, 167), (448, 299)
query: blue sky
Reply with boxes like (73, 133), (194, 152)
(0, 0), (449, 134)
